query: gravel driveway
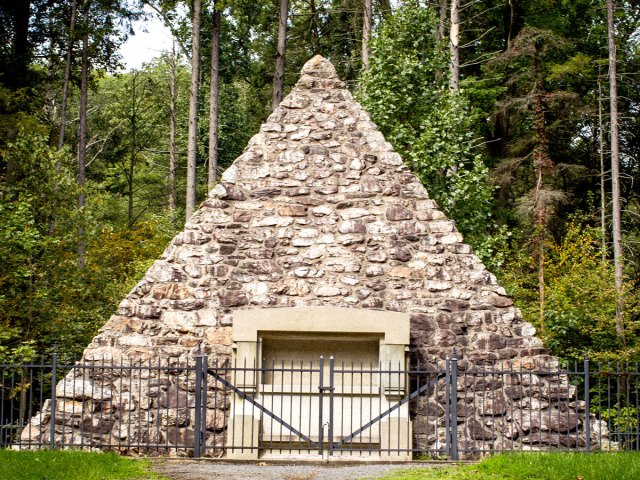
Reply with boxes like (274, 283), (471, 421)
(152, 461), (437, 480)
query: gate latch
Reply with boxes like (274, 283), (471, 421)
(318, 386), (335, 392)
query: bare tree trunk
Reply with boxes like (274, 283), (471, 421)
(309, 0), (321, 53)
(436, 0), (447, 42)
(58, 0), (78, 150)
(538, 233), (545, 334)
(272, 0), (288, 109)
(532, 46), (552, 334)
(598, 75), (607, 263)
(208, 1), (221, 191)
(362, 0), (372, 69)
(168, 42), (177, 213)
(449, 0), (459, 91)
(186, 0), (202, 221)
(128, 73), (138, 229)
(77, 3), (90, 269)
(507, 0), (515, 49)
(45, 16), (57, 140)
(608, 0), (624, 346)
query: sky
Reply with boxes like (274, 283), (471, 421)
(119, 8), (174, 71)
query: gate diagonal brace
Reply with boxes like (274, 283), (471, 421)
(335, 373), (445, 448)
(207, 367), (316, 446)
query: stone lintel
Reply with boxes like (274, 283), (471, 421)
(232, 306), (410, 345)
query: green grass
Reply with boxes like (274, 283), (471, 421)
(376, 452), (640, 480)
(0, 449), (162, 480)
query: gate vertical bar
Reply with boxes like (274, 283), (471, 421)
(318, 355), (324, 456)
(450, 348), (458, 460)
(49, 346), (58, 450)
(450, 349), (458, 461)
(194, 355), (202, 459)
(328, 356), (334, 457)
(584, 353), (590, 453)
(202, 355), (208, 457)
(444, 355), (450, 459)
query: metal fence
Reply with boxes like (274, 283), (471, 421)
(1, 351), (638, 459)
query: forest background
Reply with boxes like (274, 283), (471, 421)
(0, 0), (638, 364)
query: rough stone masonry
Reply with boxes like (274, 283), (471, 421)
(22, 55), (606, 456)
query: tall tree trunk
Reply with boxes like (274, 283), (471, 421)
(538, 232), (545, 334)
(58, 0), (78, 150)
(168, 41), (177, 213)
(362, 0), (372, 69)
(45, 16), (57, 140)
(77, 3), (90, 269)
(128, 73), (137, 229)
(608, 0), (624, 346)
(309, 0), (321, 53)
(598, 75), (607, 263)
(436, 0), (447, 42)
(507, 0), (515, 49)
(532, 45), (552, 334)
(449, 0), (459, 91)
(272, 0), (288, 109)
(208, 1), (221, 191)
(186, 0), (202, 221)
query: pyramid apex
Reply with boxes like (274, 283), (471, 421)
(301, 55), (338, 79)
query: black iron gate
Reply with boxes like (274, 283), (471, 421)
(201, 355), (456, 459)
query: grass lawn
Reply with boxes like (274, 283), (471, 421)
(0, 449), (162, 480)
(379, 452), (640, 480)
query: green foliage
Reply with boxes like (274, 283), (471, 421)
(358, 3), (496, 250)
(0, 127), (179, 357)
(0, 130), (76, 355)
(498, 215), (640, 361)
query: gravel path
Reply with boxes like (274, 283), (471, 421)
(152, 461), (438, 480)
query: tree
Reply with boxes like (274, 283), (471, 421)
(168, 43), (180, 212)
(449, 0), (459, 91)
(362, 0), (372, 69)
(359, 3), (495, 249)
(487, 27), (577, 331)
(58, 0), (78, 150)
(272, 0), (288, 109)
(186, 0), (202, 221)
(208, 0), (220, 190)
(77, 2), (90, 269)
(608, 0), (624, 346)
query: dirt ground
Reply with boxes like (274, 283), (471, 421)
(151, 460), (435, 480)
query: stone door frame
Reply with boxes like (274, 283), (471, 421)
(226, 306), (411, 460)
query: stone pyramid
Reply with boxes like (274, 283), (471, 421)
(23, 56), (601, 456)
(86, 55), (542, 364)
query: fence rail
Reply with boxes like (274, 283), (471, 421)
(1, 351), (638, 459)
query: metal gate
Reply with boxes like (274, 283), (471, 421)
(203, 355), (456, 460)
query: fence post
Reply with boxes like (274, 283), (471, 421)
(49, 345), (58, 450)
(194, 355), (202, 459)
(444, 355), (450, 459)
(318, 355), (324, 456)
(450, 349), (458, 461)
(328, 355), (334, 457)
(584, 352), (590, 453)
(201, 355), (208, 458)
